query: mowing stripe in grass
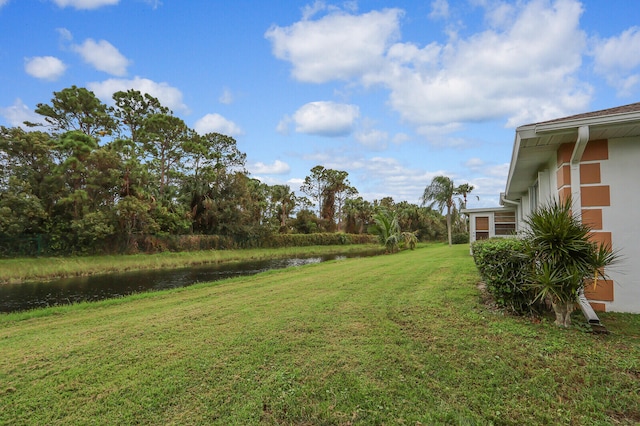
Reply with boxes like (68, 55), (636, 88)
(1, 244), (638, 425)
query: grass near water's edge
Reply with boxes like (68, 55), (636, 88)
(0, 244), (384, 285)
(1, 244), (638, 425)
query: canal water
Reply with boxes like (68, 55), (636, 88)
(0, 253), (373, 313)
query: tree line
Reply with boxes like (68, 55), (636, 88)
(0, 85), (470, 255)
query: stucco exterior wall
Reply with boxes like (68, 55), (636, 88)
(601, 136), (640, 313)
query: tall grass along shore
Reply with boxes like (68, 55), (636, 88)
(1, 244), (638, 424)
(0, 244), (382, 285)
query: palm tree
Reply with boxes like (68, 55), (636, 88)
(270, 184), (296, 231)
(401, 231), (418, 250)
(369, 209), (401, 253)
(456, 183), (475, 209)
(422, 176), (456, 246)
(454, 183), (476, 233)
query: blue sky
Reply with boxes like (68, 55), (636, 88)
(1, 0), (639, 208)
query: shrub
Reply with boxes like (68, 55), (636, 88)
(127, 234), (237, 253)
(263, 233), (377, 248)
(471, 238), (541, 315)
(451, 233), (469, 245)
(401, 231), (418, 250)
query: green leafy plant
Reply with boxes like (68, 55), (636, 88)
(471, 238), (541, 314)
(369, 209), (401, 253)
(401, 231), (418, 250)
(451, 233), (469, 245)
(523, 198), (618, 327)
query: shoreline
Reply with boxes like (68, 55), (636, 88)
(0, 244), (385, 285)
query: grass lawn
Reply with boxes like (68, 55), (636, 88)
(1, 244), (638, 425)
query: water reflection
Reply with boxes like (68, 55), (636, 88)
(0, 253), (371, 313)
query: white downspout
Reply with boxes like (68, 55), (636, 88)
(570, 126), (606, 331)
(569, 126), (589, 210)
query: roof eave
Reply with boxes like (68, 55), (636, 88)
(534, 110), (640, 133)
(504, 132), (522, 200)
(504, 109), (640, 201)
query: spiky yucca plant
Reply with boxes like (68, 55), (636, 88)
(524, 198), (617, 327)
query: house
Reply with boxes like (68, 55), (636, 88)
(466, 102), (640, 313)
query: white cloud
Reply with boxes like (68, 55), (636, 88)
(464, 157), (509, 177)
(485, 163), (510, 178)
(265, 7), (402, 83)
(300, 151), (438, 203)
(219, 87), (234, 104)
(56, 27), (73, 41)
(464, 157), (485, 170)
(592, 27), (640, 96)
(276, 115), (292, 135)
(377, 0), (591, 128)
(249, 160), (291, 175)
(459, 158), (510, 206)
(385, 41), (441, 68)
(292, 101), (359, 136)
(298, 145), (508, 205)
(24, 56), (67, 81)
(194, 113), (243, 136)
(87, 77), (187, 112)
(481, 1), (517, 30)
(429, 0), (449, 20)
(287, 177), (305, 191)
(73, 38), (130, 76)
(144, 0), (161, 9)
(301, 0), (331, 20)
(51, 0), (119, 9)
(392, 133), (411, 144)
(0, 99), (42, 129)
(354, 128), (388, 149)
(359, 157), (447, 203)
(269, 0), (592, 134)
(0, 0), (9, 8)
(465, 175), (508, 207)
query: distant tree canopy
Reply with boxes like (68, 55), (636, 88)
(0, 86), (450, 255)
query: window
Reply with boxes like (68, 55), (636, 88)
(475, 216), (489, 231)
(475, 216), (490, 241)
(494, 211), (516, 236)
